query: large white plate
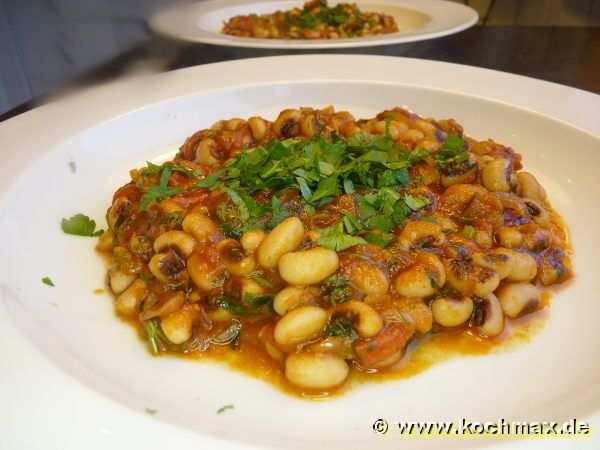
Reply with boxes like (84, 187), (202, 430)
(0, 55), (599, 450)
(149, 0), (478, 48)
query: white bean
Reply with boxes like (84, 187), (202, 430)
(278, 247), (339, 285)
(257, 217), (304, 269)
(285, 352), (349, 390)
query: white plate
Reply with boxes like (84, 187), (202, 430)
(149, 0), (478, 48)
(1, 55), (599, 450)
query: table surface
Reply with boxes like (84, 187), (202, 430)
(1, 25), (599, 123)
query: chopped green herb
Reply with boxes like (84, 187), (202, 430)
(217, 404), (234, 415)
(321, 275), (352, 305)
(61, 214), (104, 237)
(363, 231), (395, 248)
(216, 293), (273, 316)
(159, 211), (184, 227)
(404, 194), (430, 211)
(325, 316), (357, 340)
(421, 217), (438, 224)
(317, 222), (368, 252)
(41, 277), (55, 287)
(144, 319), (169, 354)
(461, 225), (477, 240)
(145, 407), (157, 415)
(250, 274), (274, 288)
(139, 165), (183, 211)
(68, 160), (76, 173)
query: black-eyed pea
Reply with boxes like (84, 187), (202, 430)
(140, 291), (185, 321)
(431, 296), (474, 327)
(158, 198), (183, 215)
(115, 278), (148, 316)
(517, 172), (547, 203)
(206, 307), (233, 323)
(182, 213), (218, 243)
(347, 263), (389, 295)
(273, 305), (328, 348)
(329, 299), (383, 338)
(300, 114), (323, 137)
(195, 137), (221, 165)
(160, 304), (197, 344)
(187, 252), (225, 292)
(153, 230), (197, 258)
(273, 109), (301, 138)
(472, 293), (504, 337)
(445, 258), (500, 297)
(394, 252), (446, 297)
(264, 341), (285, 362)
(472, 250), (512, 279)
(497, 227), (523, 248)
(225, 118), (245, 131)
(278, 247), (339, 285)
(330, 300), (383, 338)
(481, 158), (516, 192)
(273, 286), (317, 316)
(400, 128), (425, 142)
(240, 229), (266, 253)
(522, 227), (552, 253)
(216, 239), (256, 276)
(496, 282), (541, 319)
(247, 116), (267, 140)
(523, 198), (551, 229)
(284, 352), (349, 390)
(398, 220), (447, 249)
(108, 269), (137, 295)
(148, 253), (186, 284)
(257, 217), (304, 269)
(505, 250), (537, 282)
(440, 159), (478, 187)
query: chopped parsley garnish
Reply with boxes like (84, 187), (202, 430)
(41, 277), (55, 286)
(215, 292), (274, 316)
(321, 275), (352, 305)
(317, 222), (367, 251)
(143, 319), (169, 354)
(187, 132), (430, 238)
(139, 165), (183, 211)
(68, 160), (76, 173)
(250, 274), (274, 288)
(433, 135), (473, 174)
(217, 404), (234, 415)
(324, 316), (358, 340)
(61, 214), (104, 237)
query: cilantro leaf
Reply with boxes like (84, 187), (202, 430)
(317, 223), (367, 252)
(404, 194), (430, 211)
(144, 319), (169, 354)
(139, 166), (184, 211)
(325, 316), (357, 339)
(138, 185), (183, 211)
(217, 404), (234, 415)
(41, 277), (55, 287)
(61, 214), (104, 237)
(321, 275), (352, 305)
(309, 175), (339, 202)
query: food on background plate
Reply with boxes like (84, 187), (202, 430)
(97, 105), (572, 397)
(221, 0), (398, 40)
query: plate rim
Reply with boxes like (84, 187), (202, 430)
(149, 0), (479, 49)
(1, 54), (599, 450)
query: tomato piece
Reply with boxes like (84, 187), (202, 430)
(113, 183), (141, 203)
(353, 324), (413, 368)
(171, 190), (209, 208)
